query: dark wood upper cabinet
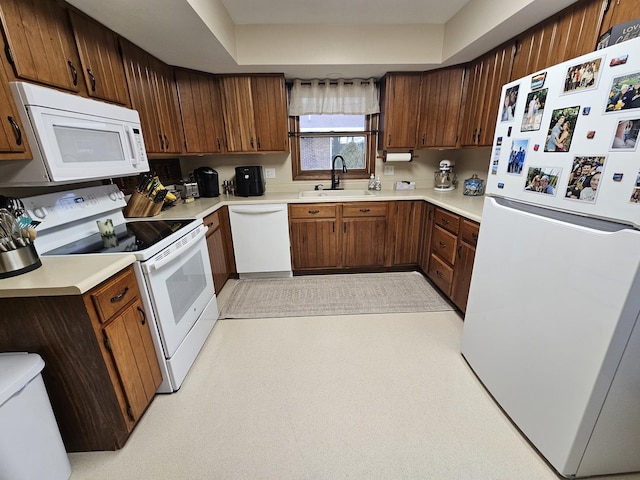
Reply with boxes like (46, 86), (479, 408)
(510, 0), (607, 81)
(68, 9), (129, 105)
(0, 57), (31, 159)
(218, 74), (288, 153)
(460, 43), (514, 147)
(0, 0), (82, 92)
(251, 74), (289, 152)
(600, 0), (640, 36)
(120, 39), (184, 156)
(417, 67), (464, 148)
(378, 73), (422, 150)
(175, 68), (226, 154)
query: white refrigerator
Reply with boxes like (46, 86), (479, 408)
(461, 37), (640, 478)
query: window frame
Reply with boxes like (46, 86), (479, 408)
(289, 114), (378, 182)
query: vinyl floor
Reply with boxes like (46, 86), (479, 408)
(68, 281), (640, 480)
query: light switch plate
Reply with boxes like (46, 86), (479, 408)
(265, 168), (276, 179)
(383, 165), (394, 175)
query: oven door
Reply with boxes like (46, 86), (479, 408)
(140, 226), (214, 358)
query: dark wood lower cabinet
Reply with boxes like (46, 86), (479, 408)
(422, 207), (480, 314)
(288, 200), (478, 313)
(0, 266), (161, 452)
(341, 202), (389, 268)
(204, 206), (235, 294)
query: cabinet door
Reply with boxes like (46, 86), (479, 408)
(149, 57), (184, 154)
(103, 299), (162, 423)
(0, 0), (81, 92)
(459, 59), (488, 146)
(251, 74), (288, 152)
(600, 0), (640, 35)
(379, 73), (422, 149)
(390, 201), (424, 266)
(68, 10), (129, 105)
(290, 219), (339, 269)
(451, 242), (475, 313)
(477, 44), (514, 146)
(120, 39), (162, 153)
(419, 203), (434, 273)
(204, 210), (233, 294)
(219, 75), (257, 152)
(418, 67), (464, 148)
(0, 59), (31, 158)
(175, 69), (226, 154)
(343, 217), (387, 268)
(552, 0), (606, 63)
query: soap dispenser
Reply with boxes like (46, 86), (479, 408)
(368, 174), (375, 190)
(374, 175), (382, 191)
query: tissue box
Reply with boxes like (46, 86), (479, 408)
(394, 181), (416, 191)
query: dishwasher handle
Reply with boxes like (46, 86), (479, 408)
(229, 204), (287, 215)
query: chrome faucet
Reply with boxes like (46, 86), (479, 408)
(331, 155), (347, 190)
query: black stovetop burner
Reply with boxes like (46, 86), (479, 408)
(45, 219), (194, 255)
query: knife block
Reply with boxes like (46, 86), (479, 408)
(123, 191), (163, 218)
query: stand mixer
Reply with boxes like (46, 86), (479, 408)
(434, 160), (457, 191)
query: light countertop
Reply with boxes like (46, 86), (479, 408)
(0, 254), (136, 298)
(0, 188), (484, 297)
(153, 188), (485, 223)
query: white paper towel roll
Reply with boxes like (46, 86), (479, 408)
(385, 152), (412, 162)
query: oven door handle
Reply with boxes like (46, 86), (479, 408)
(145, 225), (208, 272)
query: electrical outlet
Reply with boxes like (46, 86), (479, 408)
(383, 165), (394, 175)
(265, 168), (276, 179)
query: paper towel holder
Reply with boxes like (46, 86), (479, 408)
(381, 150), (414, 162)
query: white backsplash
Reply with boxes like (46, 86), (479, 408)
(179, 147), (492, 193)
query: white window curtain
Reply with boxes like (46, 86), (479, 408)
(288, 78), (379, 116)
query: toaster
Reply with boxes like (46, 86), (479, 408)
(180, 182), (200, 199)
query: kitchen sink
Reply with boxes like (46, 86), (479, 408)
(298, 189), (375, 198)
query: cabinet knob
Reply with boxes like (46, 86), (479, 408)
(439, 241), (447, 248)
(308, 209), (320, 214)
(436, 270), (444, 279)
(359, 208), (371, 213)
(441, 218), (449, 224)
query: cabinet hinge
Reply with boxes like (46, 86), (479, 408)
(103, 335), (112, 351)
(126, 405), (134, 421)
(4, 44), (14, 65)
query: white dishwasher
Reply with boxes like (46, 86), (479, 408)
(228, 204), (292, 278)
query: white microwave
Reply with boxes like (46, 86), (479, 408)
(1, 81), (149, 186)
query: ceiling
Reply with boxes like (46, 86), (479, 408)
(66, 0), (580, 79)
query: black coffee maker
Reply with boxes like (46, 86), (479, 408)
(193, 167), (219, 197)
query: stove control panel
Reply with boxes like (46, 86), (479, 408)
(22, 184), (127, 234)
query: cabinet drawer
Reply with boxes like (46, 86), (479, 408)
(428, 253), (454, 296)
(433, 208), (460, 234)
(460, 219), (480, 247)
(90, 267), (139, 323)
(431, 225), (457, 265)
(342, 202), (388, 217)
(289, 203), (338, 219)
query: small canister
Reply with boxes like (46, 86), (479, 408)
(463, 174), (485, 196)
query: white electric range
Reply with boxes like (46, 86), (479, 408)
(22, 184), (218, 393)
